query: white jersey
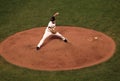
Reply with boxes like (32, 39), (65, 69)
(48, 21), (56, 28)
(46, 21), (56, 32)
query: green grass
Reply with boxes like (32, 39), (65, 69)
(0, 0), (120, 81)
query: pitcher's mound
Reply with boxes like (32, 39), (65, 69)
(0, 26), (116, 71)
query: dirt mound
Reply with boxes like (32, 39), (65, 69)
(0, 26), (116, 71)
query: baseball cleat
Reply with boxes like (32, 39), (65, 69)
(64, 39), (68, 43)
(36, 47), (40, 50)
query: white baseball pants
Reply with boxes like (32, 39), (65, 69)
(37, 29), (66, 48)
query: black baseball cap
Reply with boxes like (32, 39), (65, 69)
(50, 16), (55, 21)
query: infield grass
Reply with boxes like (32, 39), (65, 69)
(0, 0), (120, 81)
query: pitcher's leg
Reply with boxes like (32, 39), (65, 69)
(37, 31), (52, 49)
(55, 32), (68, 42)
(37, 36), (45, 48)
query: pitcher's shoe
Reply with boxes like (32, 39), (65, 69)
(36, 47), (40, 50)
(64, 39), (68, 43)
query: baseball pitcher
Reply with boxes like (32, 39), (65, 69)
(36, 12), (67, 50)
